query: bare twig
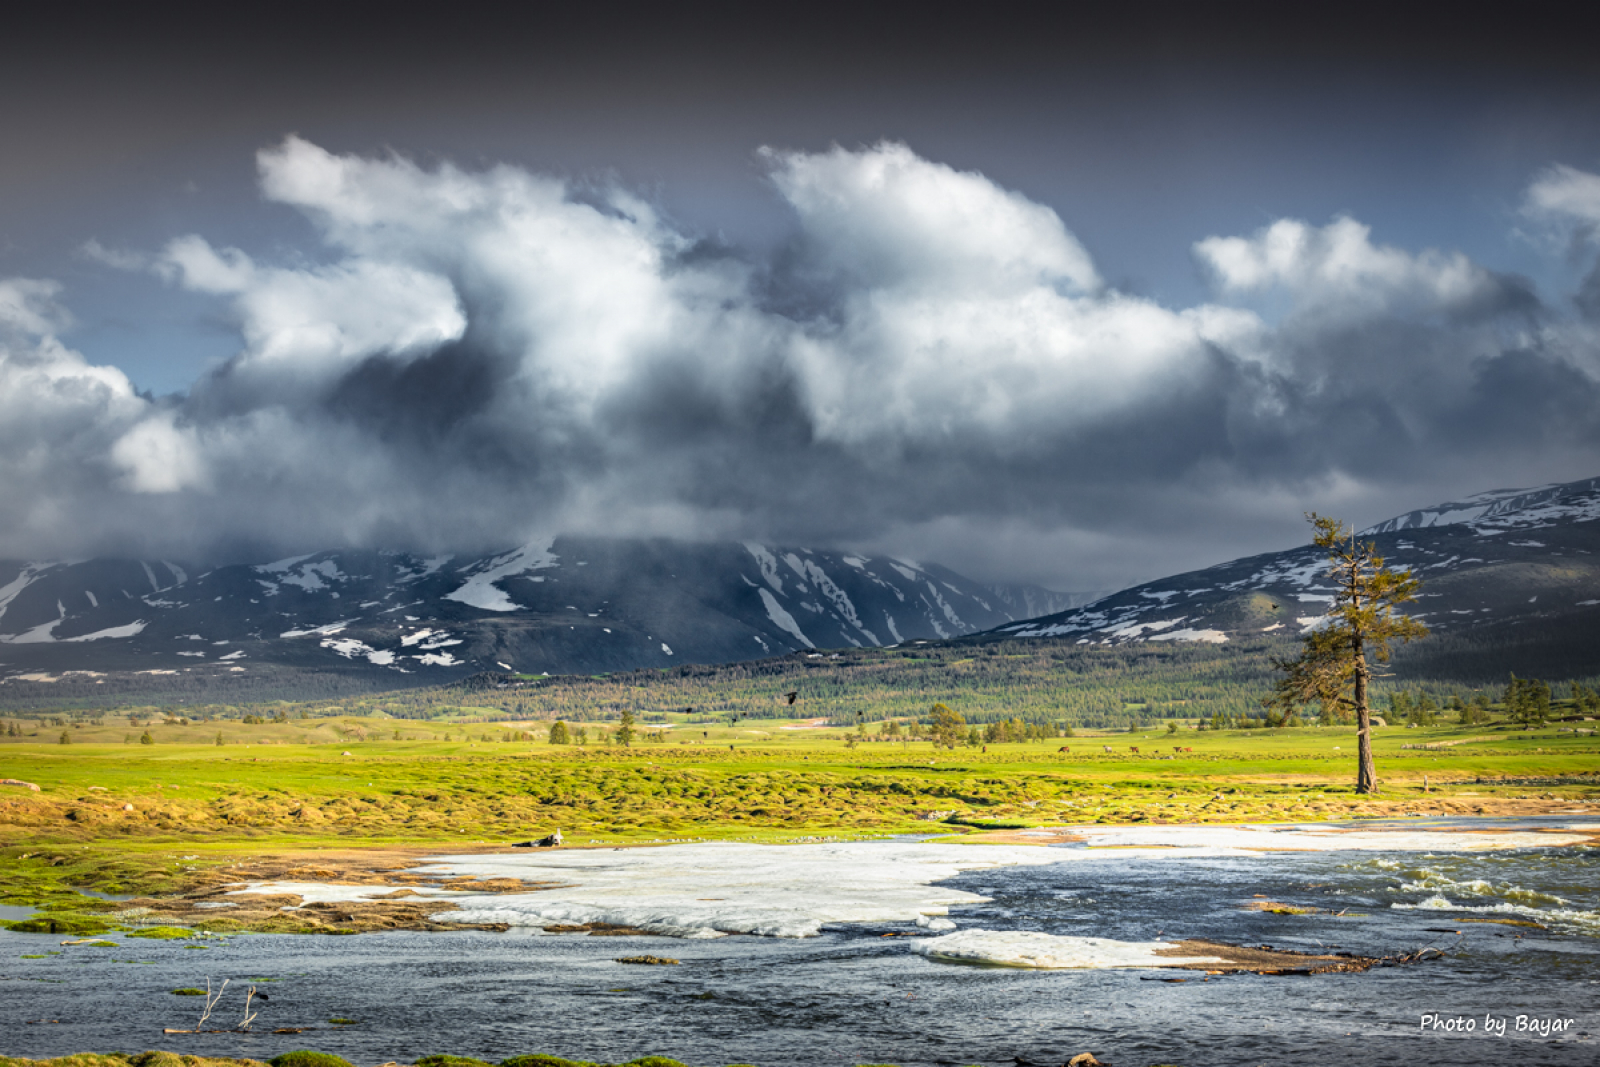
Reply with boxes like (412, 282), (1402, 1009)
(197, 977), (229, 1030)
(239, 984), (260, 1031)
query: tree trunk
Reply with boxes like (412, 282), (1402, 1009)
(1353, 631), (1377, 794)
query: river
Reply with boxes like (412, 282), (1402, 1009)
(3, 817), (1595, 1066)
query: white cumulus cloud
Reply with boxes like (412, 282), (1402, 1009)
(1194, 216), (1506, 319)
(0, 140), (1595, 589)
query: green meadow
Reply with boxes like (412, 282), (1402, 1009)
(2, 707), (1595, 911)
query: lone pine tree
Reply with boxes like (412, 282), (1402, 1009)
(1267, 513), (1428, 794)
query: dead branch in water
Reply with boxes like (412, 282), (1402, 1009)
(196, 977), (228, 1030)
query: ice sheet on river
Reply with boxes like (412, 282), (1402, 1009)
(234, 841), (1068, 938)
(910, 929), (1228, 969)
(229, 825), (1586, 940)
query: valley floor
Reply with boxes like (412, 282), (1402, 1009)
(2, 719), (1596, 934)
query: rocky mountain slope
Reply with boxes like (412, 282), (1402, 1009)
(983, 475), (1600, 678)
(0, 537), (1070, 688)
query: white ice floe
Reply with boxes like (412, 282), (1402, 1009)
(911, 929), (1228, 970)
(1392, 894), (1600, 935)
(227, 827), (1586, 941)
(232, 840), (1067, 939)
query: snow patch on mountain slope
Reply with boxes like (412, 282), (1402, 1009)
(1224, 553), (1326, 591)
(1101, 615), (1173, 637)
(395, 554), (453, 583)
(922, 580), (965, 636)
(789, 555), (879, 645)
(257, 553), (317, 573)
(64, 621), (147, 641)
(744, 543), (785, 594)
(1363, 477), (1600, 535)
(277, 559), (347, 592)
(0, 564), (53, 622)
(1148, 627), (1228, 644)
(446, 538), (557, 612)
(280, 620), (353, 638)
(758, 588), (813, 648)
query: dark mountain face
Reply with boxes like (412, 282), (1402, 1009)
(0, 537), (1060, 687)
(983, 475), (1600, 677)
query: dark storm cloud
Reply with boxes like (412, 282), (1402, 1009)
(4, 138), (1600, 590)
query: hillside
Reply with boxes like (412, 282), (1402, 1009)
(984, 475), (1600, 681)
(0, 537), (1075, 702)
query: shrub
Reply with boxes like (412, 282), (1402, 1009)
(269, 1053), (354, 1067)
(4, 913), (112, 935)
(129, 926), (195, 940)
(128, 1054), (188, 1067)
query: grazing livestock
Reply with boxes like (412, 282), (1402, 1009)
(1057, 746), (1070, 753)
(1102, 745), (1113, 753)
(1129, 746), (1139, 754)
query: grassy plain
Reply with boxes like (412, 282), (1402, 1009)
(2, 711), (1596, 924)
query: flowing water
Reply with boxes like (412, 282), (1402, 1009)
(3, 818), (1596, 1067)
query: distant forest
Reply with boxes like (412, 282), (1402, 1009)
(4, 631), (1597, 729)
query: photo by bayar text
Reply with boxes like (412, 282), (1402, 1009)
(1420, 1014), (1577, 1037)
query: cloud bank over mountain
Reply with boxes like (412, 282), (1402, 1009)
(3, 140), (1599, 589)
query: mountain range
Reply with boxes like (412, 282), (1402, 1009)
(987, 475), (1600, 680)
(4, 475), (1597, 702)
(0, 537), (1078, 692)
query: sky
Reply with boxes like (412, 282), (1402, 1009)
(4, 2), (1600, 593)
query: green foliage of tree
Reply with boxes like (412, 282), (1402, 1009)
(549, 720), (571, 745)
(1267, 514), (1428, 793)
(139, 730), (154, 745)
(616, 708), (636, 747)
(1504, 674), (1551, 726)
(928, 703), (965, 749)
(58, 729), (70, 744)
(1389, 691), (1412, 722)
